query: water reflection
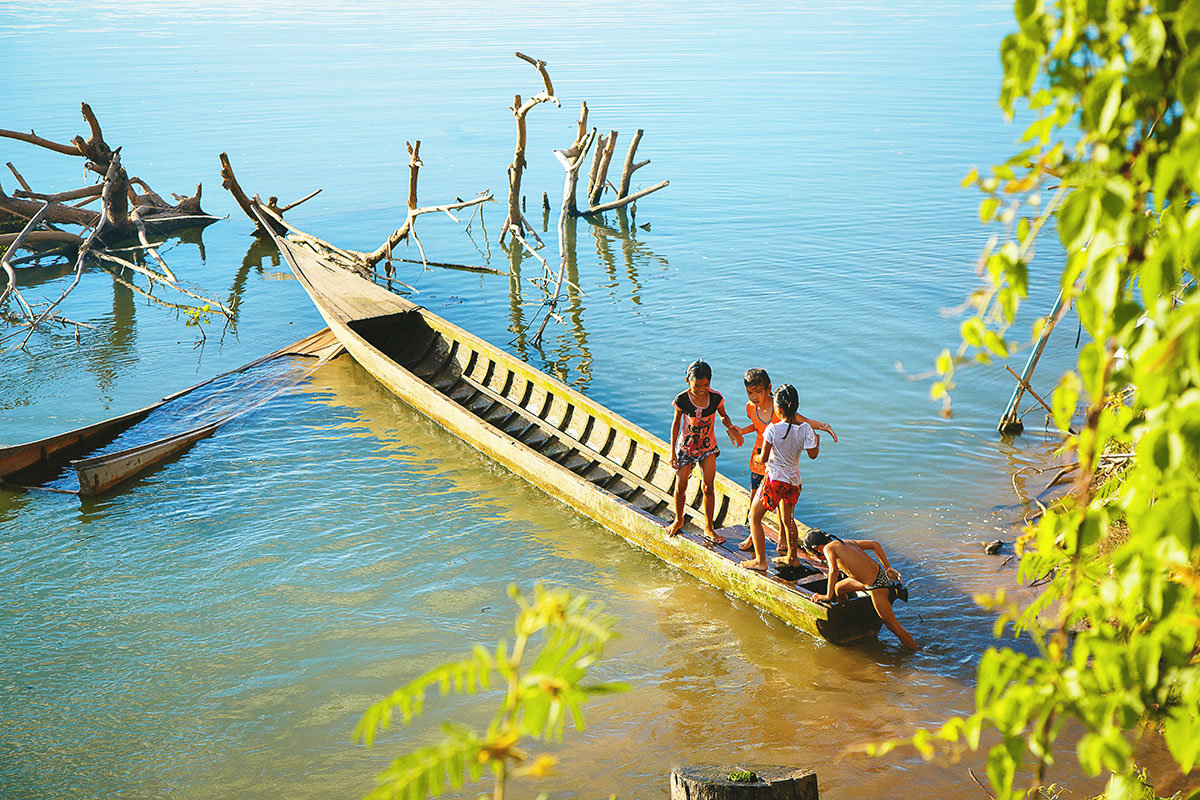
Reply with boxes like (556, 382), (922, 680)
(229, 236), (280, 320)
(504, 227), (593, 391)
(85, 268), (136, 399)
(545, 216), (592, 390)
(506, 242), (528, 358)
(587, 209), (667, 307)
(171, 223), (210, 263)
(502, 210), (675, 392)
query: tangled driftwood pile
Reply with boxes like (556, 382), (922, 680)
(0, 103), (230, 349)
(1, 54), (669, 353)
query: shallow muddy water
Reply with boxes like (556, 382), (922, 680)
(1, 2), (1091, 798)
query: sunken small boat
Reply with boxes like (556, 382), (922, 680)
(0, 328), (341, 496)
(264, 221), (891, 644)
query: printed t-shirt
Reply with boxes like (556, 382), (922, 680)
(745, 401), (782, 476)
(674, 389), (725, 459)
(763, 420), (817, 485)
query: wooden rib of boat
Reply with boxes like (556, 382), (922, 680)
(0, 328), (342, 496)
(265, 225), (887, 644)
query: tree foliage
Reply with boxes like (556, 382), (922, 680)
(913, 1), (1200, 798)
(354, 585), (627, 800)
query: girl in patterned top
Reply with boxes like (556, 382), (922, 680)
(664, 359), (743, 544)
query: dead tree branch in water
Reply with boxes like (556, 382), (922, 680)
(525, 121), (592, 349)
(560, 111), (667, 217)
(227, 138), (498, 283)
(0, 103), (231, 347)
(361, 140), (496, 271)
(499, 52), (559, 248)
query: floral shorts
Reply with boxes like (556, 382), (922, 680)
(760, 477), (800, 511)
(676, 446), (719, 468)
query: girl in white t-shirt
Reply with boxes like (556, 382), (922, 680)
(737, 384), (820, 572)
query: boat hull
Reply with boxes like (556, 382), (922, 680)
(1, 328), (342, 496)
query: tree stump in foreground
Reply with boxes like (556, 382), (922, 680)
(670, 766), (818, 800)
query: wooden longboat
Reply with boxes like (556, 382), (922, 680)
(268, 230), (885, 645)
(0, 328), (342, 496)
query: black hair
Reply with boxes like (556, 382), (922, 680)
(803, 528), (839, 552)
(743, 368), (770, 390)
(774, 383), (799, 438)
(686, 359), (712, 382)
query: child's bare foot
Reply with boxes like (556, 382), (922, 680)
(772, 555), (800, 567)
(704, 527), (725, 546)
(738, 560), (768, 573)
(737, 537), (753, 551)
(664, 519), (684, 537)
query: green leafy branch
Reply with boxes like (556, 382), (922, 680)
(354, 585), (628, 800)
(890, 1), (1200, 798)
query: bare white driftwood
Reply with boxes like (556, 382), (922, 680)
(499, 52), (559, 247)
(0, 202), (52, 316)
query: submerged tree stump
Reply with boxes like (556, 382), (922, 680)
(670, 766), (818, 800)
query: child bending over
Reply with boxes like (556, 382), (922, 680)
(804, 528), (918, 651)
(665, 359), (742, 544)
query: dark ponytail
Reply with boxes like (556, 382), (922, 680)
(775, 384), (799, 439)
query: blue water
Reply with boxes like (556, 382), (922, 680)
(0, 2), (1094, 798)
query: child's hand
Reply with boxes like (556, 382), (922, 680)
(827, 425), (839, 444)
(728, 427), (744, 447)
(670, 453), (679, 470)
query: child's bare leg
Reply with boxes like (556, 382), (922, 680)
(834, 576), (866, 601)
(773, 502), (801, 566)
(699, 455), (723, 544)
(869, 588), (919, 650)
(738, 482), (759, 550)
(738, 499), (769, 571)
(664, 465), (690, 536)
(785, 505), (800, 565)
(773, 505), (787, 556)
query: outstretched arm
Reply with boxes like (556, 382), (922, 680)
(718, 401), (743, 446)
(798, 413), (837, 443)
(819, 549), (840, 602)
(853, 539), (901, 579)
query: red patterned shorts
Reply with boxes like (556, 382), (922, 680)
(760, 477), (800, 511)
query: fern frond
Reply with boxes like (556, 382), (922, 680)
(355, 645), (497, 746)
(365, 723), (485, 800)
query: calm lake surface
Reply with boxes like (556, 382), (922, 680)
(1, 2), (1093, 798)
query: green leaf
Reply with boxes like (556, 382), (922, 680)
(1083, 72), (1123, 135)
(980, 196), (1000, 223)
(1176, 51), (1200, 114)
(961, 318), (986, 347)
(1129, 13), (1166, 67)
(1052, 371), (1081, 432)
(1058, 188), (1098, 251)
(983, 330), (1010, 357)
